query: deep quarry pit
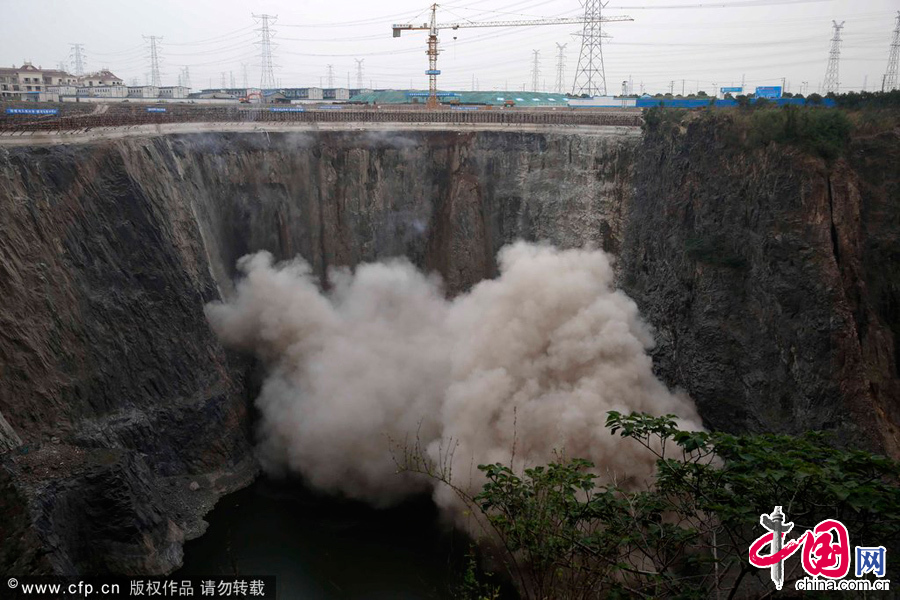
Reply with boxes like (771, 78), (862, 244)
(1, 124), (897, 577)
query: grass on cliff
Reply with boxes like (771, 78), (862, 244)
(643, 91), (899, 160)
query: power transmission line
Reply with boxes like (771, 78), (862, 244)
(531, 50), (541, 92)
(573, 0), (612, 96)
(883, 11), (899, 91)
(555, 43), (567, 93)
(253, 13), (278, 90)
(823, 20), (844, 94)
(143, 35), (163, 86)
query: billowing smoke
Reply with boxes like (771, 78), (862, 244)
(206, 242), (701, 516)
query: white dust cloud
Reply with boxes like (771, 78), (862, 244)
(205, 242), (701, 515)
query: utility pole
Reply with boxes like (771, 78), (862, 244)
(242, 63), (249, 89)
(862, 74), (867, 91)
(823, 20), (845, 94)
(230, 71), (235, 88)
(326, 64), (335, 87)
(531, 50), (541, 92)
(355, 59), (364, 88)
(883, 11), (899, 91)
(555, 43), (567, 93)
(221, 72), (227, 88)
(181, 66), (191, 90)
(69, 43), (85, 76)
(802, 81), (809, 95)
(572, 0), (611, 96)
(253, 13), (278, 90)
(144, 35), (162, 87)
(668, 80), (674, 95)
(681, 78), (685, 96)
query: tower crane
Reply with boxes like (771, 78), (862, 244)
(393, 4), (633, 108)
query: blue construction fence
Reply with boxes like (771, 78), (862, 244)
(635, 97), (837, 109)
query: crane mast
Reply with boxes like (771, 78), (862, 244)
(393, 3), (632, 108)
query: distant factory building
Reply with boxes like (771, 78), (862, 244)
(128, 86), (160, 98)
(323, 88), (350, 101)
(158, 86), (190, 99)
(281, 87), (324, 100)
(47, 85), (78, 97)
(78, 85), (128, 98)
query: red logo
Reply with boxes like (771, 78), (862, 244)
(749, 507), (851, 585)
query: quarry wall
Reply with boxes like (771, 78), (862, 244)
(0, 123), (896, 575)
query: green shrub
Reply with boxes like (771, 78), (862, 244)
(747, 107), (852, 159)
(642, 107), (687, 135)
(453, 414), (900, 599)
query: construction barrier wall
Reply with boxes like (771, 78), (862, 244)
(0, 105), (642, 133)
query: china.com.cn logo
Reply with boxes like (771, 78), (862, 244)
(749, 506), (890, 592)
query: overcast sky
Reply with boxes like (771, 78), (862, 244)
(1, 0), (897, 95)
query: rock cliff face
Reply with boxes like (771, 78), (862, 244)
(0, 129), (636, 575)
(0, 124), (896, 576)
(618, 120), (900, 455)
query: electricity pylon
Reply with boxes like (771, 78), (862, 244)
(883, 11), (900, 91)
(531, 50), (541, 92)
(69, 43), (85, 76)
(143, 35), (163, 87)
(355, 59), (365, 88)
(823, 20), (845, 94)
(253, 13), (278, 90)
(573, 0), (613, 96)
(555, 43), (567, 93)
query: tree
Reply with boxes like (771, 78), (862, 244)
(400, 413), (900, 599)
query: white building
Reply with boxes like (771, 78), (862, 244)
(47, 85), (78, 97)
(158, 86), (189, 99)
(94, 85), (128, 98)
(79, 70), (124, 88)
(128, 86), (160, 98)
(0, 62), (46, 100)
(0, 63), (126, 101)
